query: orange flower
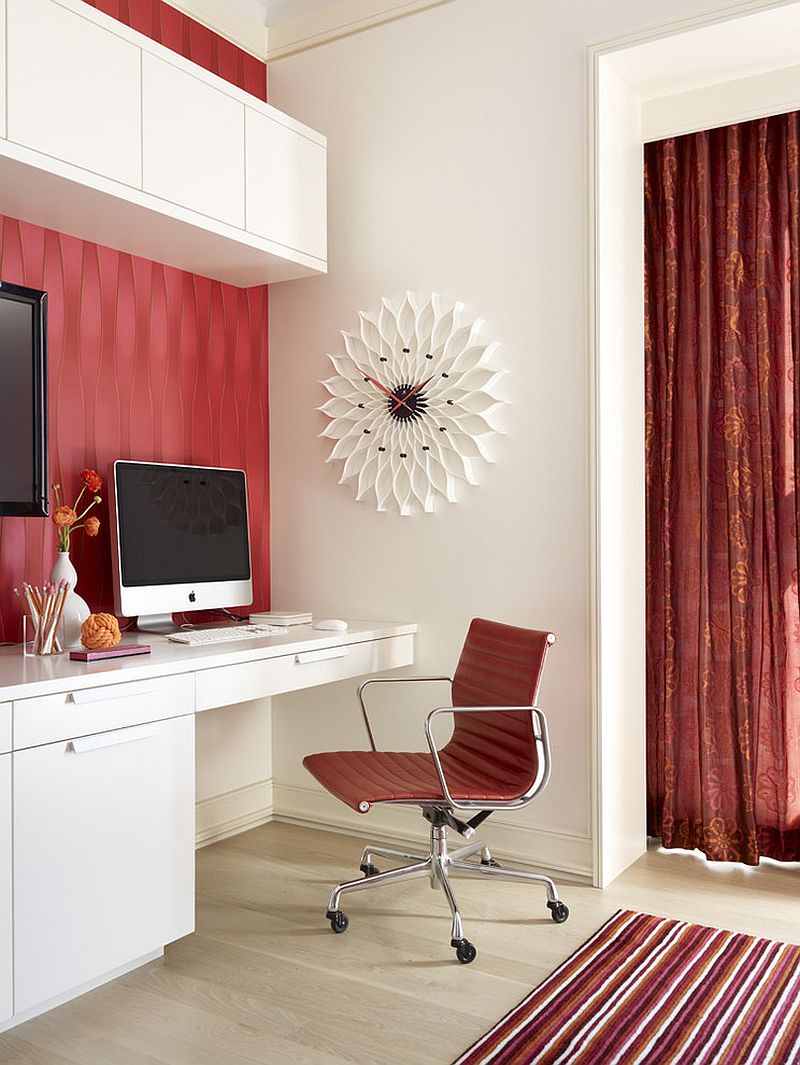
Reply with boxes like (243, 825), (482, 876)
(85, 516), (100, 537)
(81, 468), (102, 493)
(52, 505), (77, 528)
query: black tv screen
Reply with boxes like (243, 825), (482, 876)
(0, 282), (47, 517)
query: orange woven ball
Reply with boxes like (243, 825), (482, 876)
(80, 612), (121, 650)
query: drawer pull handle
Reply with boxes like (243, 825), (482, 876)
(69, 724), (158, 754)
(295, 647), (348, 665)
(70, 681), (161, 705)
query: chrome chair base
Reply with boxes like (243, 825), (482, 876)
(325, 821), (569, 963)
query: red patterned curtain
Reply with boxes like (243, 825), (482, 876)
(645, 113), (800, 864)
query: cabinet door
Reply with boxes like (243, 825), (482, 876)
(14, 715), (195, 1013)
(246, 109), (327, 262)
(6, 0), (141, 185)
(0, 755), (10, 1026)
(142, 54), (245, 227)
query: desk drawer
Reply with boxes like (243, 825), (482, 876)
(0, 704), (9, 755)
(196, 634), (414, 712)
(13, 674), (195, 750)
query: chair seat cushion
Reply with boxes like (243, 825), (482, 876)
(302, 745), (537, 812)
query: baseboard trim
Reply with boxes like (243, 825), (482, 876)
(270, 781), (592, 881)
(195, 779), (274, 847)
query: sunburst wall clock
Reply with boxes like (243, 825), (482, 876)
(319, 293), (506, 515)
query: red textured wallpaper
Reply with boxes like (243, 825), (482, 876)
(0, 2), (269, 642)
(82, 0), (267, 101)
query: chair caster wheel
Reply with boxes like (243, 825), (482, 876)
(452, 938), (477, 964)
(326, 909), (349, 933)
(480, 858), (501, 867)
(360, 863), (380, 878)
(548, 900), (569, 924)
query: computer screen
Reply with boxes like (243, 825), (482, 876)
(115, 462), (251, 587)
(0, 282), (47, 516)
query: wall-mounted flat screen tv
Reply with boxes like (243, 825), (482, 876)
(0, 282), (48, 517)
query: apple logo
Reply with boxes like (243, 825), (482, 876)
(188, 591), (196, 603)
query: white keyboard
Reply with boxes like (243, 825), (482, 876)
(168, 624), (288, 646)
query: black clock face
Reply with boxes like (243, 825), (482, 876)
(387, 383), (429, 422)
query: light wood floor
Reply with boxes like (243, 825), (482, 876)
(2, 822), (800, 1064)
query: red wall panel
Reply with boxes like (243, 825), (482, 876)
(0, 1), (269, 642)
(82, 0), (267, 100)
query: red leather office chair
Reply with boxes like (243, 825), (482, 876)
(303, 617), (568, 964)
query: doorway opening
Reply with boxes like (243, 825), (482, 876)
(590, 0), (800, 886)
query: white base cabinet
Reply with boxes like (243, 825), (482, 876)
(13, 715), (195, 1014)
(0, 754), (11, 1026)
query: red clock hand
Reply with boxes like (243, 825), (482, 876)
(358, 369), (395, 400)
(390, 375), (434, 414)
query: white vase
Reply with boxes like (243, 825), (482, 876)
(49, 551), (90, 649)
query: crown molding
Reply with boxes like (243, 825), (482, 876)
(265, 0), (456, 62)
(162, 0), (269, 61)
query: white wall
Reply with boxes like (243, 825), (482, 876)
(267, 0), (734, 880)
(195, 700), (272, 845)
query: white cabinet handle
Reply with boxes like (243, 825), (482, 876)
(69, 724), (158, 754)
(295, 647), (348, 665)
(70, 681), (161, 705)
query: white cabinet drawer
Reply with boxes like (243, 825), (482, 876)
(13, 715), (195, 1014)
(197, 635), (414, 712)
(246, 109), (327, 261)
(0, 703), (9, 755)
(142, 53), (245, 227)
(0, 755), (10, 1026)
(7, 0), (141, 185)
(13, 673), (195, 750)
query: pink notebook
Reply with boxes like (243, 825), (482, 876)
(70, 644), (152, 662)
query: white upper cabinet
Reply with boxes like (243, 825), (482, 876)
(0, 0), (326, 285)
(247, 108), (327, 262)
(6, 0), (141, 187)
(142, 54), (245, 229)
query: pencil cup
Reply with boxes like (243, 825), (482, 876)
(22, 613), (63, 657)
(20, 580), (69, 656)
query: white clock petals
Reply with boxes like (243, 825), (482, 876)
(327, 434), (364, 462)
(321, 374), (364, 400)
(341, 332), (371, 369)
(455, 367), (507, 393)
(358, 312), (383, 356)
(378, 300), (399, 352)
(430, 303), (459, 356)
(319, 396), (359, 419)
(450, 391), (502, 416)
(396, 295), (416, 348)
(319, 293), (506, 514)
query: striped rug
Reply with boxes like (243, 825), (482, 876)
(454, 909), (800, 1064)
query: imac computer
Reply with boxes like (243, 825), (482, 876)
(110, 460), (253, 634)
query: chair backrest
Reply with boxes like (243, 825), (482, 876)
(446, 618), (555, 780)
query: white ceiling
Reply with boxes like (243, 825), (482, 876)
(608, 3), (800, 98)
(228, 0), (340, 27)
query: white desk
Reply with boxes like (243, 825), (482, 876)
(0, 620), (415, 1031)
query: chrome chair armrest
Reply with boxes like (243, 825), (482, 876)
(357, 675), (452, 750)
(423, 704), (552, 811)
